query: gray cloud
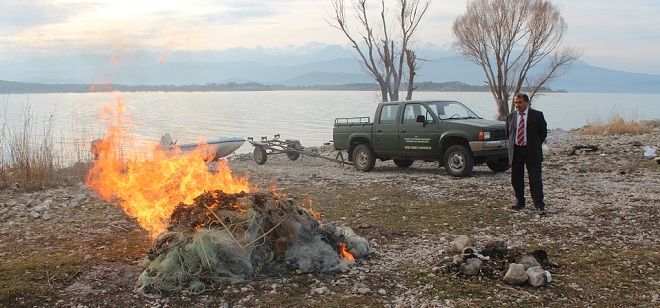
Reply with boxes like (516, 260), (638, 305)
(0, 0), (95, 28)
(197, 0), (314, 24)
(200, 6), (278, 24)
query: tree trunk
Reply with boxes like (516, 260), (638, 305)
(380, 84), (389, 102)
(496, 98), (509, 121)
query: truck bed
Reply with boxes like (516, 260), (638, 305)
(333, 117), (373, 150)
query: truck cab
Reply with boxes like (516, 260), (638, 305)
(333, 100), (509, 177)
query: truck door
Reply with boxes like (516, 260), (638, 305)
(373, 104), (399, 154)
(398, 103), (439, 156)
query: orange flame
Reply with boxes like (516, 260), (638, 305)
(302, 196), (322, 226)
(338, 242), (355, 261)
(85, 99), (250, 238)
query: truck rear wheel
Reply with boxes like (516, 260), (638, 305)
(393, 159), (413, 168)
(253, 146), (267, 165)
(443, 145), (474, 177)
(352, 144), (376, 172)
(487, 158), (510, 172)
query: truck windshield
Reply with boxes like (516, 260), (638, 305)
(427, 101), (481, 120)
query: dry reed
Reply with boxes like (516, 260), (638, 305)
(0, 99), (92, 191)
(580, 111), (652, 135)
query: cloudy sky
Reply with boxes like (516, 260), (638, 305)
(1, 0), (659, 74)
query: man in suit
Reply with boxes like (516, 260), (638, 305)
(506, 93), (548, 215)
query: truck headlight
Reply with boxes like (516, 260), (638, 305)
(478, 131), (491, 140)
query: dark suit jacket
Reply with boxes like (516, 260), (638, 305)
(506, 108), (547, 165)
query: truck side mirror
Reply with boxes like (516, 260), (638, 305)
(416, 115), (426, 123)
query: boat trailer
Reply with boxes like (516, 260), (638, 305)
(247, 134), (351, 166)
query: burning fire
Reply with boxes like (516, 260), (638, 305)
(338, 242), (355, 261)
(85, 99), (250, 238)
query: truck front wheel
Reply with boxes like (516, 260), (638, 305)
(352, 144), (376, 172)
(443, 145), (474, 177)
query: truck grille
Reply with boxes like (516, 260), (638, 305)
(489, 129), (506, 140)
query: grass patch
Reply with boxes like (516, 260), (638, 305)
(258, 275), (381, 307)
(644, 160), (660, 170)
(400, 244), (659, 307)
(547, 245), (659, 306)
(284, 185), (513, 234)
(580, 112), (652, 135)
(0, 252), (86, 306)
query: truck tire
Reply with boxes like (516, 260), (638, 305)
(443, 145), (474, 177)
(487, 158), (510, 172)
(352, 144), (376, 172)
(253, 146), (267, 165)
(393, 159), (413, 168)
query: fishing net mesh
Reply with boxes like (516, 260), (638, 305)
(135, 190), (370, 293)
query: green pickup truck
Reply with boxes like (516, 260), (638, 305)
(333, 100), (510, 177)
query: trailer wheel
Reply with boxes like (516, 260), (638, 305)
(443, 145), (474, 177)
(486, 158), (510, 172)
(393, 159), (414, 168)
(352, 144), (375, 172)
(286, 152), (300, 161)
(253, 146), (267, 165)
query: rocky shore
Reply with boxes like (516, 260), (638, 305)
(1, 122), (658, 307)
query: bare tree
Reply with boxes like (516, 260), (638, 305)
(453, 0), (580, 120)
(329, 0), (430, 102)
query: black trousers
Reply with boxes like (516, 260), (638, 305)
(511, 145), (545, 208)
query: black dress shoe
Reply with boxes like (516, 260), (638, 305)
(511, 204), (525, 210)
(538, 208), (548, 216)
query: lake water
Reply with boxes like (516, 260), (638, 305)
(1, 91), (659, 158)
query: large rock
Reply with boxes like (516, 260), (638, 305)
(517, 254), (541, 270)
(526, 266), (547, 287)
(503, 263), (528, 285)
(450, 235), (471, 253)
(459, 258), (482, 276)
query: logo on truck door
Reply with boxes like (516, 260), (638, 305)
(403, 136), (432, 150)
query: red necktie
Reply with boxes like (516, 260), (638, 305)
(516, 112), (525, 146)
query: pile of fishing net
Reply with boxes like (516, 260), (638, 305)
(135, 190), (371, 293)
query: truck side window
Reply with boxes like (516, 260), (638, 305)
(403, 103), (423, 124)
(379, 104), (397, 124)
(425, 109), (436, 124)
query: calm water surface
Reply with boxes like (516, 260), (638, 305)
(2, 91), (659, 157)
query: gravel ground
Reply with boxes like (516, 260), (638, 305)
(1, 122), (658, 307)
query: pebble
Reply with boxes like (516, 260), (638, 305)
(357, 287), (371, 294)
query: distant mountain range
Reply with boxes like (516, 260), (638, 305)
(0, 79), (559, 94)
(1, 43), (659, 93)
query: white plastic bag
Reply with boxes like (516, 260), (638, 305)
(643, 146), (657, 157)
